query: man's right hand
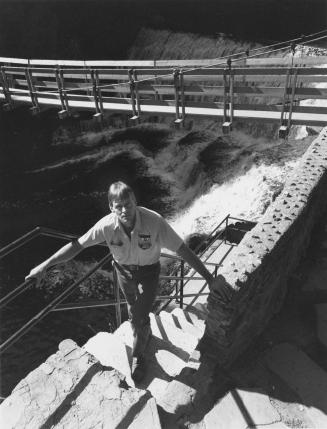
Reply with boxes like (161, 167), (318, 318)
(25, 264), (48, 287)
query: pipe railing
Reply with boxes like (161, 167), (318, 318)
(0, 254), (112, 355)
(0, 222), (230, 356)
(0, 216), (256, 356)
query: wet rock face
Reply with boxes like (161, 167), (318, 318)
(201, 127), (327, 365)
(0, 339), (157, 429)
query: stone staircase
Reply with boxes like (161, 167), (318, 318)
(2, 295), (327, 428)
(83, 306), (209, 428)
(2, 235), (327, 428)
(84, 258), (327, 429)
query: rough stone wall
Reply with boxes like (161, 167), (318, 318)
(200, 127), (327, 366)
(0, 339), (160, 429)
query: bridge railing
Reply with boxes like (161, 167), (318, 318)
(1, 56), (326, 134)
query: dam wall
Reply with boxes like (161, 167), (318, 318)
(201, 127), (327, 365)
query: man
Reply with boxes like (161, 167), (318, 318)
(26, 181), (226, 382)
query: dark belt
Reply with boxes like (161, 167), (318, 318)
(117, 262), (159, 272)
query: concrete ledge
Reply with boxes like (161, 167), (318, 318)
(200, 127), (327, 365)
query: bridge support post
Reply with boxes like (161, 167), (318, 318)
(128, 68), (140, 123)
(91, 69), (103, 122)
(25, 67), (40, 115)
(278, 68), (298, 139)
(174, 68), (185, 127)
(0, 66), (13, 111)
(55, 67), (69, 120)
(222, 60), (234, 134)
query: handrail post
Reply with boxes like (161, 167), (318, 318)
(133, 69), (141, 122)
(0, 66), (13, 110)
(180, 259), (185, 309)
(222, 58), (233, 134)
(173, 68), (183, 126)
(112, 261), (121, 327)
(225, 214), (229, 243)
(55, 67), (69, 119)
(128, 68), (139, 121)
(91, 68), (103, 122)
(25, 66), (40, 115)
(175, 262), (179, 303)
(278, 68), (291, 139)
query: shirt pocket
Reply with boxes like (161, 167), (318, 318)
(109, 241), (125, 260)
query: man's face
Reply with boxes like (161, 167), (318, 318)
(110, 194), (137, 229)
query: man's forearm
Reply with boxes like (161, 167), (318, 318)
(176, 242), (213, 284)
(40, 240), (84, 270)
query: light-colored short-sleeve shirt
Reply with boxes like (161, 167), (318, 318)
(78, 206), (183, 265)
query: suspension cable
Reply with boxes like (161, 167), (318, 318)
(4, 29), (327, 97)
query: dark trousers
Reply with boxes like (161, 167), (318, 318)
(114, 262), (160, 358)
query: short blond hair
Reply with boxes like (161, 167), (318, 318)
(108, 181), (136, 206)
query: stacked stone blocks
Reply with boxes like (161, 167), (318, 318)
(200, 128), (327, 365)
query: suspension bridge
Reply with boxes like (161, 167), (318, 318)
(1, 32), (327, 138)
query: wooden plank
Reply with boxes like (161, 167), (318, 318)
(111, 83), (327, 99)
(10, 81), (327, 101)
(0, 57), (29, 65)
(294, 87), (327, 98)
(13, 79), (29, 87)
(233, 75), (327, 83)
(246, 56), (327, 66)
(34, 81), (90, 89)
(29, 59), (86, 67)
(3, 68), (27, 76)
(183, 67), (327, 76)
(9, 78), (327, 102)
(232, 103), (327, 115)
(85, 60), (155, 67)
(155, 59), (229, 67)
(2, 56), (327, 70)
(133, 68), (173, 75)
(293, 105), (327, 114)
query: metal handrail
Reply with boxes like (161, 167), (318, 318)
(0, 216), (254, 356)
(0, 254), (112, 355)
(0, 226), (107, 260)
(0, 226), (217, 356)
(0, 227), (223, 308)
(0, 279), (34, 309)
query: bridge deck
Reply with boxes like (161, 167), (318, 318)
(1, 92), (326, 126)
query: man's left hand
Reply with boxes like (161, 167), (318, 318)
(208, 276), (233, 302)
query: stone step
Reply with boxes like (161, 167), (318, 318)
(83, 331), (134, 387)
(129, 397), (162, 429)
(181, 307), (207, 326)
(163, 302), (206, 329)
(0, 339), (162, 429)
(184, 302), (209, 321)
(265, 342), (327, 429)
(315, 303), (327, 347)
(151, 312), (198, 355)
(191, 388), (283, 429)
(114, 320), (195, 404)
(171, 308), (205, 339)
